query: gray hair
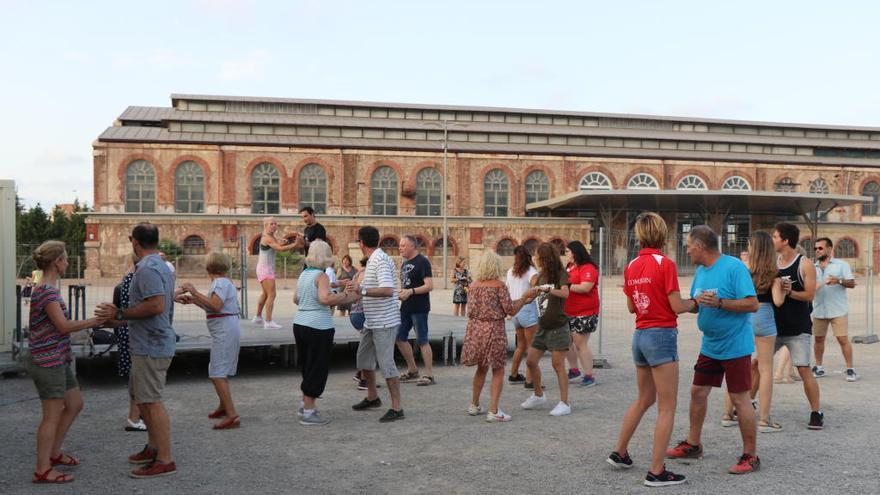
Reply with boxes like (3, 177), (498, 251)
(688, 225), (718, 251)
(304, 240), (335, 269)
(401, 235), (419, 249)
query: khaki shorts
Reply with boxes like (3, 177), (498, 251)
(356, 326), (400, 379)
(130, 355), (173, 404)
(813, 316), (848, 337)
(531, 325), (571, 352)
(28, 360), (78, 400)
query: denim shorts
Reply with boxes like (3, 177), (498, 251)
(752, 302), (778, 338)
(512, 301), (538, 329)
(774, 333), (811, 367)
(397, 312), (429, 344)
(632, 328), (679, 367)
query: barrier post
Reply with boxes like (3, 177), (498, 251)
(854, 237), (878, 344)
(594, 226), (610, 368)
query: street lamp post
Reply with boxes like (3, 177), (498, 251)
(442, 120), (449, 290)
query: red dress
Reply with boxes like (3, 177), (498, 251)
(460, 285), (515, 369)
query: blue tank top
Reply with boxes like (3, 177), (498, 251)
(293, 267), (334, 330)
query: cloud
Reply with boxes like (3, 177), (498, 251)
(219, 50), (270, 80)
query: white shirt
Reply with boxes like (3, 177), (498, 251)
(506, 266), (537, 300)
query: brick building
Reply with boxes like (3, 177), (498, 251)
(85, 94), (880, 278)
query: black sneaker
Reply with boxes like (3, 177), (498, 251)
(808, 411), (824, 430)
(379, 408), (405, 422)
(644, 468), (686, 487)
(357, 379), (368, 391)
(352, 397), (382, 411)
(508, 373), (526, 383)
(606, 451), (633, 469)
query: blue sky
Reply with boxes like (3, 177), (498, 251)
(2, 0), (880, 208)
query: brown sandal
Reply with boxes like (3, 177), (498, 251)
(399, 370), (419, 382)
(33, 467), (74, 484)
(50, 452), (80, 467)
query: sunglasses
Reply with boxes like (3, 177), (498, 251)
(814, 247), (824, 251)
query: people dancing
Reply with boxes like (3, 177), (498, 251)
(253, 216), (297, 330)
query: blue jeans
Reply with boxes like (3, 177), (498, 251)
(752, 302), (778, 337)
(397, 312), (430, 344)
(632, 328), (679, 367)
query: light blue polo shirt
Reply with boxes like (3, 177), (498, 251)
(129, 253), (177, 358)
(691, 254), (757, 360)
(813, 258), (853, 319)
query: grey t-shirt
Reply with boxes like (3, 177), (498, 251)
(208, 277), (239, 315)
(128, 253), (176, 358)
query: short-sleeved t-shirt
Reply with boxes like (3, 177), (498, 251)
(128, 253), (177, 358)
(624, 249), (680, 329)
(564, 263), (599, 316)
(362, 248), (400, 329)
(304, 222), (327, 243)
(813, 258), (853, 319)
(207, 277), (239, 316)
(506, 266), (538, 300)
(536, 270), (570, 329)
(28, 284), (71, 367)
(690, 254), (757, 360)
(400, 254), (432, 314)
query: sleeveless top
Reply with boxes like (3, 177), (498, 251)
(293, 267), (334, 330)
(258, 236), (276, 269)
(773, 254), (812, 336)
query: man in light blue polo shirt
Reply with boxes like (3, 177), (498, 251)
(811, 237), (858, 381)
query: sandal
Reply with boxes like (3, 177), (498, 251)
(208, 408), (227, 419)
(33, 467), (74, 484)
(213, 415), (241, 430)
(758, 419), (783, 433)
(416, 376), (435, 386)
(50, 452), (80, 467)
(399, 370), (419, 382)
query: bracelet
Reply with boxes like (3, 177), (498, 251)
(718, 298), (724, 309)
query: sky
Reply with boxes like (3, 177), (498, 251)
(2, 0), (880, 209)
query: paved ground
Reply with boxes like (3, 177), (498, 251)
(1, 310), (877, 494)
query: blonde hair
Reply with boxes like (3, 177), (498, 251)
(634, 212), (668, 249)
(305, 240), (335, 269)
(474, 250), (503, 281)
(32, 240), (66, 270)
(205, 252), (231, 275)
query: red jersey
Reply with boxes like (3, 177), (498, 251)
(623, 248), (680, 329)
(564, 263), (599, 316)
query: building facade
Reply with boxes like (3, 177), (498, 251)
(85, 94), (880, 278)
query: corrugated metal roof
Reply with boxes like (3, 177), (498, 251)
(96, 126), (880, 167)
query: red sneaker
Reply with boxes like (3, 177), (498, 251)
(128, 445), (157, 465)
(130, 460), (177, 479)
(729, 454), (760, 474)
(666, 440), (703, 459)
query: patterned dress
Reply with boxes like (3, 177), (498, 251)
(113, 272), (134, 378)
(453, 268), (471, 304)
(460, 285), (515, 369)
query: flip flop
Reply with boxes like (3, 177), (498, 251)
(50, 452), (80, 467)
(213, 415), (241, 430)
(33, 467), (74, 484)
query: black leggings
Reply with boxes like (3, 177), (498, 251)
(293, 324), (335, 399)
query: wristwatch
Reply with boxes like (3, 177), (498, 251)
(360, 286), (368, 296)
(115, 308), (125, 321)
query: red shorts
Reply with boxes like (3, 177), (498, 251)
(692, 354), (752, 393)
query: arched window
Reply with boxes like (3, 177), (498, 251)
(524, 170), (550, 204)
(676, 175), (707, 190)
(379, 237), (399, 256)
(862, 181), (880, 215)
(722, 176), (751, 191)
(183, 235), (206, 255)
(434, 237), (454, 257)
(809, 178), (829, 194)
(415, 168), (442, 216)
(496, 238), (516, 256)
(251, 163), (281, 214)
(174, 161), (205, 213)
(836, 238), (857, 258)
(579, 171), (612, 190)
(483, 169), (509, 217)
(627, 173), (659, 190)
(371, 166), (398, 215)
(298, 164), (327, 214)
(775, 177), (798, 192)
(523, 238), (540, 255)
(125, 160), (156, 213)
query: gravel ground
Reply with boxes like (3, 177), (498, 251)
(1, 323), (877, 494)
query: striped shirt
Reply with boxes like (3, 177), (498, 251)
(362, 248), (400, 329)
(294, 267), (335, 330)
(28, 284), (71, 367)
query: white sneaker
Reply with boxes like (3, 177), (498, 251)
(549, 401), (572, 416)
(125, 418), (147, 431)
(486, 410), (512, 423)
(251, 316), (264, 325)
(520, 394), (547, 410)
(263, 321), (282, 330)
(467, 404), (485, 416)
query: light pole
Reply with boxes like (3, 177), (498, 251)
(442, 120), (449, 289)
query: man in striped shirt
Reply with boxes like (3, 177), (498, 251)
(351, 226), (404, 422)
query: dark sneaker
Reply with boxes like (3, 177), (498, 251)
(357, 379), (368, 391)
(606, 451), (633, 469)
(567, 369), (582, 382)
(808, 411), (824, 430)
(644, 468), (686, 487)
(128, 444), (157, 465)
(508, 373), (526, 383)
(846, 369), (859, 382)
(379, 408), (405, 422)
(130, 460), (177, 479)
(812, 366), (826, 378)
(352, 397), (382, 411)
(666, 440), (703, 459)
(729, 454), (760, 474)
